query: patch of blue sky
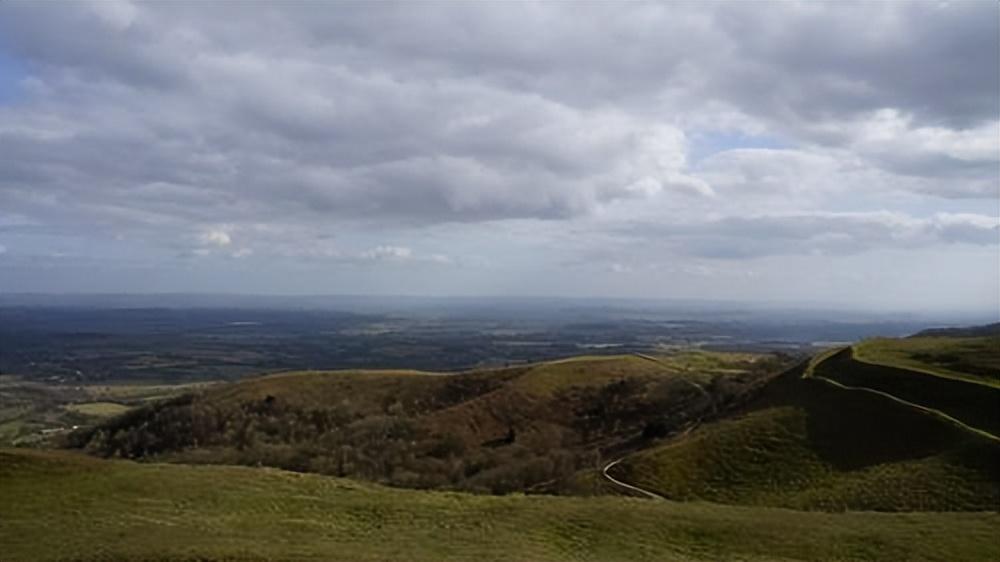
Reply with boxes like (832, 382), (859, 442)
(687, 130), (793, 164)
(0, 49), (28, 104)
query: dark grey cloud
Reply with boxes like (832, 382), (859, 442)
(710, 2), (999, 129)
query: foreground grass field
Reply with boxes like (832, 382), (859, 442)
(2, 449), (998, 562)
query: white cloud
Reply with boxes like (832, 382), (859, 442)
(360, 245), (413, 261)
(197, 228), (231, 247)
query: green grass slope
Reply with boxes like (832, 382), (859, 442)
(610, 366), (1000, 511)
(2, 449), (999, 562)
(509, 355), (673, 396)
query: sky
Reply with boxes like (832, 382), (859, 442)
(0, 1), (997, 312)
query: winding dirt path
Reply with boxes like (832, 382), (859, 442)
(601, 458), (665, 500)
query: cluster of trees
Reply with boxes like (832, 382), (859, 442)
(67, 391), (595, 494)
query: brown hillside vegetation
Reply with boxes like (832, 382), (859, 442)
(66, 352), (787, 494)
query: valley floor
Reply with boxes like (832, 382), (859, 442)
(2, 449), (998, 562)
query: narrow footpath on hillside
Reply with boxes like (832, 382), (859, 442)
(601, 458), (665, 500)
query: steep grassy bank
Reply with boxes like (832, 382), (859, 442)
(813, 346), (1000, 437)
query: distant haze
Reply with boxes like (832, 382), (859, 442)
(0, 2), (997, 313)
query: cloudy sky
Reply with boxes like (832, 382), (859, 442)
(0, 1), (997, 311)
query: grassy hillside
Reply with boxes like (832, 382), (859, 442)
(853, 335), (1000, 386)
(510, 355), (671, 396)
(3, 449), (999, 562)
(609, 365), (1000, 511)
(66, 352), (785, 494)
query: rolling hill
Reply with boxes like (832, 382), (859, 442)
(57, 330), (1000, 514)
(5, 329), (1000, 561)
(66, 352), (787, 494)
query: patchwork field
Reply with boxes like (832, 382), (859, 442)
(0, 376), (217, 447)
